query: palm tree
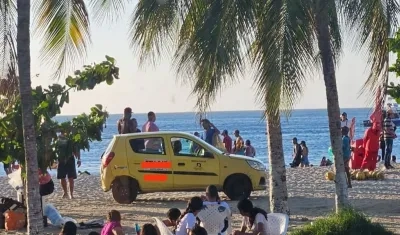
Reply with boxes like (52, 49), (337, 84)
(16, 0), (45, 233)
(127, 0), (398, 212)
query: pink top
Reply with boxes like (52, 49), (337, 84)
(38, 169), (51, 185)
(101, 221), (122, 235)
(142, 121), (159, 132)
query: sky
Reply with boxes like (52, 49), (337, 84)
(29, 2), (396, 115)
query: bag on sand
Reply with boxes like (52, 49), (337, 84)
(4, 209), (26, 231)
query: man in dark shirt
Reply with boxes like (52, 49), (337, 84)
(117, 107), (136, 134)
(291, 137), (302, 167)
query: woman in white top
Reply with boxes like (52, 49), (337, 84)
(233, 199), (268, 235)
(199, 185), (231, 235)
(175, 197), (204, 235)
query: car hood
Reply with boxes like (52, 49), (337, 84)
(227, 154), (264, 164)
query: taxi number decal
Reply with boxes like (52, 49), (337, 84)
(144, 174), (168, 182)
(141, 159), (171, 169)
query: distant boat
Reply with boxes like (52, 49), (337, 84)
(363, 96), (400, 127)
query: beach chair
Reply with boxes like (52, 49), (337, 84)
(197, 203), (232, 235)
(266, 213), (289, 235)
(153, 217), (174, 235)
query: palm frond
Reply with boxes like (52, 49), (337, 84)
(129, 0), (181, 67)
(252, 0), (316, 117)
(339, 0), (400, 100)
(173, 0), (255, 113)
(33, 0), (91, 79)
(89, 0), (129, 24)
(0, 0), (17, 78)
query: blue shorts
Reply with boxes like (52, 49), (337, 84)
(301, 157), (309, 165)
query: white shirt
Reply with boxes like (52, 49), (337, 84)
(176, 213), (197, 235)
(341, 119), (351, 128)
(200, 201), (231, 232)
(241, 213), (268, 235)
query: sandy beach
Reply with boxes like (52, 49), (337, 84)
(1, 165), (400, 235)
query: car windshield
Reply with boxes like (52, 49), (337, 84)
(187, 135), (224, 155)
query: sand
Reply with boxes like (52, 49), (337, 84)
(1, 164), (400, 235)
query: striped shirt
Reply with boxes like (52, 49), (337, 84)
(383, 118), (395, 139)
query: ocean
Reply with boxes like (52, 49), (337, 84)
(1, 108), (397, 176)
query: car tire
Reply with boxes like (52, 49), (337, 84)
(224, 175), (252, 200)
(112, 177), (138, 204)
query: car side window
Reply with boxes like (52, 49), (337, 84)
(129, 137), (165, 155)
(171, 137), (205, 157)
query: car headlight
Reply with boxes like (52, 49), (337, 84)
(246, 160), (266, 171)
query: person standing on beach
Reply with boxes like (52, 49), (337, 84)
(383, 110), (396, 169)
(342, 127), (352, 188)
(291, 138), (301, 167)
(361, 123), (379, 172)
(201, 119), (220, 146)
(221, 130), (233, 153)
(117, 107), (136, 134)
(244, 140), (256, 157)
(142, 111), (159, 133)
(57, 133), (81, 199)
(340, 112), (351, 128)
(233, 130), (245, 155)
(300, 141), (309, 167)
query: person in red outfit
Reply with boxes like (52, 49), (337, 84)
(361, 122), (380, 171)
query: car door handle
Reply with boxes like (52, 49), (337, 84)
(178, 163), (185, 166)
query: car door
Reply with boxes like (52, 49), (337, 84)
(126, 135), (173, 190)
(169, 135), (220, 189)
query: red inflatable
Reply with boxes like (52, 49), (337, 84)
(350, 139), (364, 169)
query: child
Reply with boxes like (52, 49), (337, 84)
(59, 221), (77, 235)
(244, 140), (256, 157)
(200, 185), (231, 235)
(320, 157), (327, 166)
(163, 208), (182, 227)
(233, 199), (268, 235)
(142, 224), (158, 235)
(101, 210), (124, 235)
(175, 197), (203, 235)
(190, 224), (208, 235)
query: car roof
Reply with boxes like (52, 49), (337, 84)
(114, 131), (196, 138)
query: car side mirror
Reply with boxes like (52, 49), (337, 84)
(204, 151), (214, 158)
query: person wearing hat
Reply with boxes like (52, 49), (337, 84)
(117, 107), (137, 134)
(383, 109), (396, 169)
(221, 130), (233, 153)
(340, 112), (351, 128)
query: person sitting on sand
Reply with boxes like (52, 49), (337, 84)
(60, 221), (77, 235)
(233, 199), (268, 235)
(244, 140), (256, 157)
(101, 210), (124, 235)
(163, 208), (182, 228)
(392, 155), (397, 163)
(142, 224), (159, 235)
(300, 141), (310, 167)
(190, 225), (208, 235)
(200, 185), (231, 235)
(175, 197), (204, 235)
(320, 157), (327, 166)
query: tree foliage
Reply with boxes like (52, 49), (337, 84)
(388, 28), (400, 103)
(0, 56), (119, 170)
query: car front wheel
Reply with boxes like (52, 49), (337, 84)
(111, 177), (138, 204)
(224, 175), (252, 200)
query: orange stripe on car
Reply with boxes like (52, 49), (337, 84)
(144, 174), (168, 182)
(141, 161), (171, 169)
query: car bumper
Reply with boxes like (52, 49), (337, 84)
(100, 166), (112, 192)
(249, 170), (268, 191)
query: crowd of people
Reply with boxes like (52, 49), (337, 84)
(117, 107), (257, 157)
(59, 185), (269, 235)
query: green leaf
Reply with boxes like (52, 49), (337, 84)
(39, 101), (49, 109)
(105, 55), (115, 64)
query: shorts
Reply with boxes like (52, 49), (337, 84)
(301, 157), (309, 165)
(57, 157), (77, 179)
(40, 180), (54, 196)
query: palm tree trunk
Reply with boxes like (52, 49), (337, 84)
(266, 110), (289, 214)
(17, 0), (44, 233)
(315, 5), (349, 211)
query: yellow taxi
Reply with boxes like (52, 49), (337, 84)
(100, 131), (267, 204)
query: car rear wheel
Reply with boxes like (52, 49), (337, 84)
(224, 175), (252, 200)
(112, 177), (138, 204)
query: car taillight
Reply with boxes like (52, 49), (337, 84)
(103, 152), (115, 168)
